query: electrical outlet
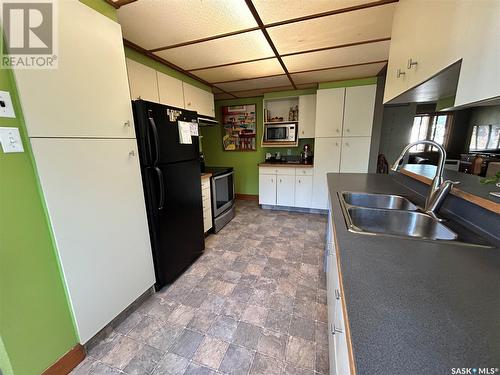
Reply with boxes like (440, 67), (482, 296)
(0, 127), (24, 153)
(0, 91), (15, 118)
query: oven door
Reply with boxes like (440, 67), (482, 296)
(211, 171), (235, 217)
(265, 125), (288, 141)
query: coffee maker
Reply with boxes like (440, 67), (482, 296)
(301, 144), (313, 164)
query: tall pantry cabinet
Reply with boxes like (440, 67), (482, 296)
(312, 85), (376, 209)
(13, 1), (155, 343)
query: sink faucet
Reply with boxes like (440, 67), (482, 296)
(391, 140), (459, 221)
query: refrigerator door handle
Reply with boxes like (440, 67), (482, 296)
(147, 110), (160, 165)
(154, 166), (165, 211)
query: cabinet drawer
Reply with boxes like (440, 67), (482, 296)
(276, 167), (295, 176)
(295, 167), (313, 176)
(259, 166), (278, 175)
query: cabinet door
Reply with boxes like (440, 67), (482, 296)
(315, 88), (345, 138)
(340, 137), (371, 173)
(277, 175), (295, 206)
(14, 1), (134, 138)
(157, 71), (185, 108)
(126, 58), (159, 103)
(259, 174), (277, 205)
(294, 175), (313, 208)
(334, 299), (351, 375)
(343, 85), (376, 137)
(311, 138), (341, 209)
(183, 82), (215, 117)
(30, 138), (155, 343)
(298, 94), (316, 138)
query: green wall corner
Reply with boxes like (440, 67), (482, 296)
(318, 77), (377, 89)
(0, 62), (79, 374)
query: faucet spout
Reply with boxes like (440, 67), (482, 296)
(391, 140), (452, 219)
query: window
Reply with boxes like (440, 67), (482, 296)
(410, 113), (452, 152)
(469, 124), (500, 151)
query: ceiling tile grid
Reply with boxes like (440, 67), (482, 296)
(117, 0), (397, 98)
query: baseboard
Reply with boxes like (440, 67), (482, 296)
(42, 344), (85, 375)
(235, 193), (259, 201)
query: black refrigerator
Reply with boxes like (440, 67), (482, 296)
(132, 100), (204, 290)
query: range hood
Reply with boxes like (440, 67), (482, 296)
(197, 115), (219, 126)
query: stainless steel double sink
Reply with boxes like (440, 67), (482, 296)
(339, 192), (458, 241)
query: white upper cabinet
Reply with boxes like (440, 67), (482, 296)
(314, 88), (345, 138)
(14, 1), (134, 138)
(183, 82), (215, 117)
(157, 72), (185, 109)
(384, 0), (500, 106)
(343, 85), (376, 137)
(298, 94), (316, 138)
(340, 137), (371, 173)
(126, 58), (159, 102)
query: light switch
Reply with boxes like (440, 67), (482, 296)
(0, 91), (15, 118)
(0, 127), (24, 153)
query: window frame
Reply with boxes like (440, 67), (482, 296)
(410, 112), (454, 152)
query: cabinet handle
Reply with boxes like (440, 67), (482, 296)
(124, 120), (131, 127)
(298, 179), (301, 183)
(345, 142), (349, 146)
(335, 142), (339, 146)
(128, 150), (135, 157)
(346, 128), (350, 132)
(331, 323), (343, 335)
(279, 179), (282, 183)
(336, 128), (340, 133)
(397, 68), (406, 78)
(271, 178), (273, 183)
(335, 289), (341, 300)
(407, 58), (418, 69)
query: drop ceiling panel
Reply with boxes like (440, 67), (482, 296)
(154, 31), (274, 70)
(212, 87), (224, 94)
(118, 0), (257, 50)
(253, 0), (375, 24)
(231, 86), (294, 98)
(291, 62), (386, 84)
(193, 59), (283, 83)
(283, 40), (390, 72)
(215, 75), (291, 92)
(268, 3), (396, 54)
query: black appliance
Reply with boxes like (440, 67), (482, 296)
(204, 166), (235, 233)
(132, 100), (204, 289)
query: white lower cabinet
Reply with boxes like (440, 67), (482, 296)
(30, 138), (155, 343)
(259, 167), (313, 207)
(295, 175), (313, 208)
(259, 174), (277, 205)
(340, 137), (371, 173)
(201, 177), (212, 232)
(277, 175), (295, 206)
(326, 205), (352, 375)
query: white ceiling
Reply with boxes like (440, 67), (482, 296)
(117, 0), (397, 99)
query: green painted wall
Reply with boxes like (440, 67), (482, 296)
(0, 58), (78, 374)
(200, 97), (313, 195)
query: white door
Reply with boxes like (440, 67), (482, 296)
(14, 1), (134, 138)
(340, 137), (372, 173)
(343, 85), (376, 137)
(311, 138), (342, 209)
(294, 175), (313, 208)
(30, 138), (155, 343)
(183, 82), (215, 117)
(298, 94), (316, 138)
(126, 58), (159, 103)
(314, 88), (345, 138)
(259, 174), (277, 205)
(157, 71), (185, 108)
(277, 175), (295, 206)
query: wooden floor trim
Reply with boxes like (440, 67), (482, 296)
(42, 344), (85, 375)
(235, 193), (259, 201)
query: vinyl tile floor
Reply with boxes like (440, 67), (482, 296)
(72, 200), (329, 375)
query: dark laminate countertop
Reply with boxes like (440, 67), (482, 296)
(258, 162), (314, 168)
(327, 173), (500, 375)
